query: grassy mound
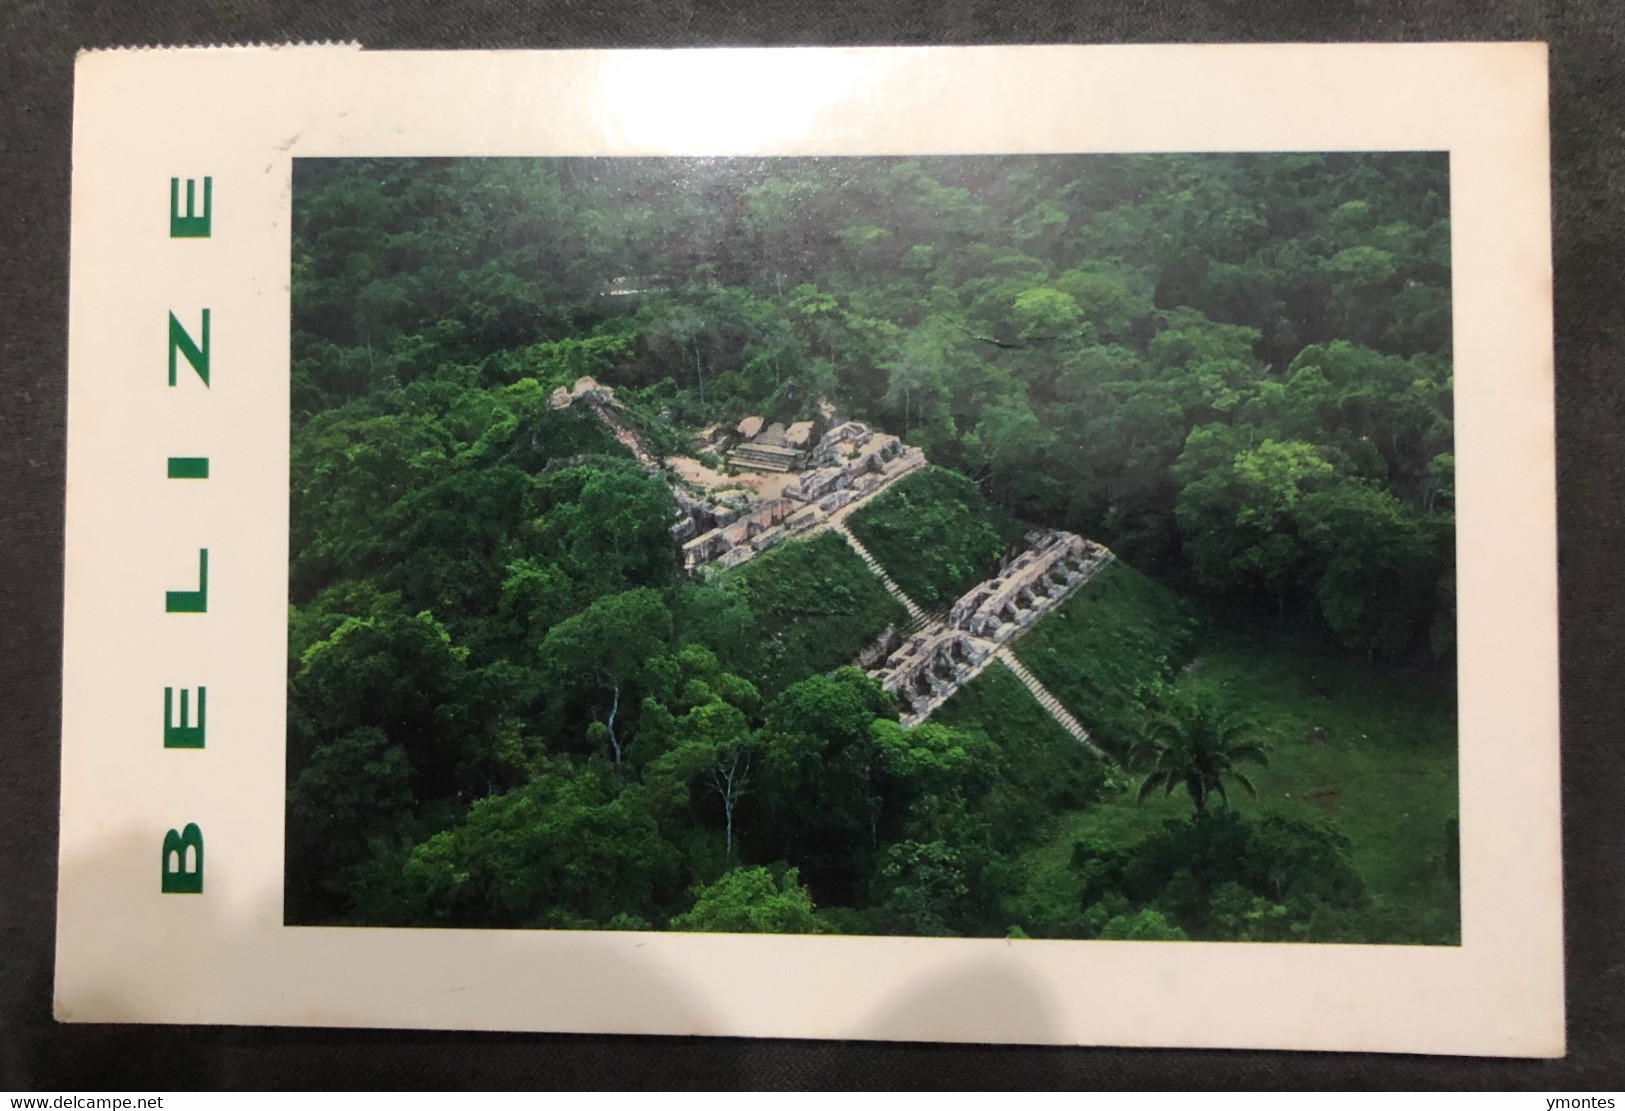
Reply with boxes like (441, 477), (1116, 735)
(724, 531), (909, 695)
(935, 662), (1110, 851)
(1010, 560), (1197, 756)
(844, 467), (1019, 607)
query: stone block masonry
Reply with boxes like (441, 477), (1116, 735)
(681, 421), (924, 572)
(651, 401), (1111, 754)
(865, 529), (1116, 756)
(949, 532), (1112, 643)
(555, 372), (922, 576)
(549, 375), (661, 469)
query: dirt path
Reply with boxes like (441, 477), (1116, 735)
(666, 455), (801, 500)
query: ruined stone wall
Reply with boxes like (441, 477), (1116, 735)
(683, 495), (831, 571)
(856, 624), (902, 670)
(807, 420), (872, 467)
(950, 532), (1110, 641)
(682, 423), (922, 573)
(867, 529), (1114, 724)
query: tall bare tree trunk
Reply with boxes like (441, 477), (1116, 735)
(605, 684), (622, 766)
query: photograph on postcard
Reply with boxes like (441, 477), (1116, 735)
(283, 153), (1460, 945)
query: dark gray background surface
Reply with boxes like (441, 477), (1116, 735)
(2, 0), (1621, 1091)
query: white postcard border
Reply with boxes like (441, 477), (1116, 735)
(58, 43), (1561, 1055)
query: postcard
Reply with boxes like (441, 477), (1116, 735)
(57, 42), (1561, 1054)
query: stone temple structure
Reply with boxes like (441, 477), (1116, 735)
(723, 417), (834, 473)
(640, 394), (1113, 753)
(729, 420), (807, 473)
(868, 531), (1113, 726)
(680, 421), (925, 572)
(949, 532), (1111, 640)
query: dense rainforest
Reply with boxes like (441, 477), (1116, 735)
(286, 154), (1458, 943)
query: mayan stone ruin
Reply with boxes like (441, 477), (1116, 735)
(562, 375), (1111, 751)
(549, 375), (662, 468)
(867, 531), (1115, 732)
(678, 421), (925, 572)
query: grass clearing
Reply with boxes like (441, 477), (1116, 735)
(1022, 626), (1459, 942)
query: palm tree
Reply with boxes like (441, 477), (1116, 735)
(1132, 686), (1270, 813)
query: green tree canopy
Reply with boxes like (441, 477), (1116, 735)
(670, 866), (823, 934)
(395, 763), (678, 928)
(538, 587), (674, 764)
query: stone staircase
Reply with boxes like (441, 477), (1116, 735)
(831, 524), (928, 626)
(834, 516), (1114, 764)
(583, 399), (660, 470)
(898, 611), (937, 638)
(994, 649), (1112, 761)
